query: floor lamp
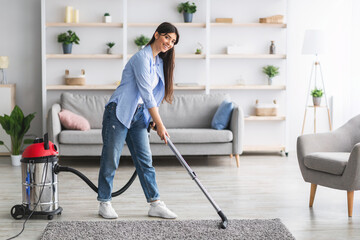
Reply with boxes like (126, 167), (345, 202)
(0, 56), (9, 84)
(301, 30), (332, 134)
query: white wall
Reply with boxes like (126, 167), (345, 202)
(0, 0), (358, 152)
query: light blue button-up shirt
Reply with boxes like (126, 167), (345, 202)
(107, 45), (165, 129)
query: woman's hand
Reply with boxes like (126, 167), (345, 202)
(148, 107), (170, 144)
(155, 123), (170, 145)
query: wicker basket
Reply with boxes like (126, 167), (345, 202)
(255, 100), (278, 116)
(259, 15), (284, 24)
(65, 69), (86, 85)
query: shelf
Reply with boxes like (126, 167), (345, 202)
(245, 116), (286, 121)
(210, 54), (286, 59)
(46, 54), (123, 59)
(47, 84), (118, 90)
(47, 84), (206, 91)
(176, 54), (206, 59)
(128, 22), (206, 28)
(211, 85), (286, 90)
(243, 145), (285, 152)
(174, 85), (206, 90)
(46, 22), (123, 27)
(126, 54), (205, 59)
(306, 105), (328, 108)
(211, 23), (287, 28)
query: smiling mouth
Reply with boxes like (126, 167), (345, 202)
(163, 44), (170, 50)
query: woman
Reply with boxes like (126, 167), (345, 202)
(97, 22), (179, 219)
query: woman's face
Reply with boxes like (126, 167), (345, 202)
(154, 32), (177, 53)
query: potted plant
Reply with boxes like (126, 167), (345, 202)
(177, 1), (197, 23)
(262, 65), (279, 85)
(134, 35), (150, 50)
(106, 42), (115, 54)
(0, 105), (35, 166)
(195, 42), (203, 55)
(311, 88), (323, 106)
(57, 30), (80, 54)
(104, 13), (112, 23)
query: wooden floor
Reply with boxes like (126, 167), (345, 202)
(1, 153), (360, 240)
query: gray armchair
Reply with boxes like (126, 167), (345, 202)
(297, 114), (360, 217)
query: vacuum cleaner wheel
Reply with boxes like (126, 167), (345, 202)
(11, 205), (25, 220)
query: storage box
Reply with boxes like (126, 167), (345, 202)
(259, 15), (284, 24)
(215, 18), (233, 23)
(255, 100), (278, 116)
(65, 69), (86, 85)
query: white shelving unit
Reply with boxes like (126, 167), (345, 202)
(41, 0), (288, 154)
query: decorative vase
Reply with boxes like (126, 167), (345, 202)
(107, 48), (113, 54)
(11, 155), (22, 167)
(268, 77), (273, 85)
(104, 16), (112, 23)
(313, 97), (322, 106)
(183, 12), (193, 23)
(62, 43), (73, 54)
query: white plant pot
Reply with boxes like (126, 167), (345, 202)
(11, 155), (22, 167)
(104, 16), (112, 23)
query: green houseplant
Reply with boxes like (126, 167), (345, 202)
(311, 88), (323, 106)
(104, 12), (112, 23)
(177, 1), (197, 23)
(57, 30), (80, 54)
(106, 42), (116, 54)
(134, 35), (150, 50)
(262, 65), (279, 85)
(0, 105), (35, 166)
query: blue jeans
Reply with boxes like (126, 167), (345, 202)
(97, 102), (160, 202)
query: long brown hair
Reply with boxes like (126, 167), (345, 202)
(147, 22), (179, 104)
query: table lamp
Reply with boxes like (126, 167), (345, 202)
(0, 56), (9, 84)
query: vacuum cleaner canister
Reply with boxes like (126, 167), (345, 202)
(12, 135), (62, 220)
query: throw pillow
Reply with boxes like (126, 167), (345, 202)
(211, 101), (234, 130)
(58, 109), (90, 131)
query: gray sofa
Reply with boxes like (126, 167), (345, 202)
(48, 92), (244, 166)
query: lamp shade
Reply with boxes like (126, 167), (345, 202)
(0, 56), (9, 68)
(302, 30), (326, 55)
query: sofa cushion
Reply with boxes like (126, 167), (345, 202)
(211, 100), (234, 130)
(159, 94), (230, 128)
(304, 152), (350, 175)
(59, 129), (102, 144)
(61, 93), (110, 129)
(149, 128), (233, 144)
(59, 128), (233, 145)
(58, 109), (91, 131)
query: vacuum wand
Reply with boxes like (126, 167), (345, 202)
(148, 122), (228, 229)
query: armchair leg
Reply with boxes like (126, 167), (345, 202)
(235, 154), (240, 168)
(230, 154), (233, 158)
(309, 183), (317, 207)
(347, 191), (354, 217)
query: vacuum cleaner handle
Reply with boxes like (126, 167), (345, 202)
(148, 122), (228, 229)
(44, 133), (49, 150)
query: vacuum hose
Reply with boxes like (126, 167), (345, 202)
(53, 164), (137, 197)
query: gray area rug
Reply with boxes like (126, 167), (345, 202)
(41, 219), (295, 240)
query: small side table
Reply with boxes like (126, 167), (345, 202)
(301, 105), (332, 134)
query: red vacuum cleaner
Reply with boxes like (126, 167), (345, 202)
(11, 131), (228, 229)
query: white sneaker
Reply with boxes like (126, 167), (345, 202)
(148, 201), (177, 219)
(99, 201), (118, 219)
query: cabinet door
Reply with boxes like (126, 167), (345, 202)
(0, 85), (15, 154)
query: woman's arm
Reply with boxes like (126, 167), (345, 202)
(148, 107), (169, 144)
